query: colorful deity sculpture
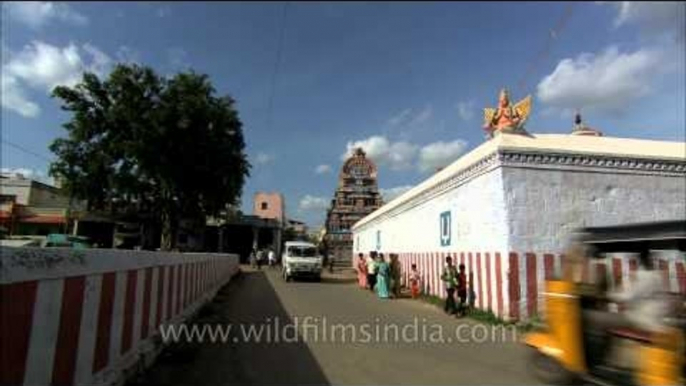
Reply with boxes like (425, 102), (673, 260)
(483, 89), (532, 137)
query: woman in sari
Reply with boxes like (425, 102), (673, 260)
(375, 254), (391, 299)
(389, 254), (401, 298)
(356, 253), (367, 289)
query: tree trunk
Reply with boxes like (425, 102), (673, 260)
(160, 204), (178, 251)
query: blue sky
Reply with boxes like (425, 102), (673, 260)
(2, 2), (685, 229)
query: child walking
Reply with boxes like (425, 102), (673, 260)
(410, 264), (421, 299)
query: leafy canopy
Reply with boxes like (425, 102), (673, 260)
(50, 64), (250, 224)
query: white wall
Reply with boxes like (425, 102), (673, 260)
(352, 143), (686, 320)
(354, 168), (509, 254)
(503, 167), (686, 254)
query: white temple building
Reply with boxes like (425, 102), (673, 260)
(352, 123), (686, 320)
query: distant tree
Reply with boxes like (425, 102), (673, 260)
(50, 64), (250, 250)
(282, 227), (298, 243)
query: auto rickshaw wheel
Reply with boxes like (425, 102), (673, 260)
(529, 349), (576, 385)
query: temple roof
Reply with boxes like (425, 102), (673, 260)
(353, 132), (686, 230)
(490, 132), (685, 160)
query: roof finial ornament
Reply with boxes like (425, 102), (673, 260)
(571, 109), (603, 137)
(574, 109), (582, 127)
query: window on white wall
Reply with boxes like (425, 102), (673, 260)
(440, 211), (451, 247)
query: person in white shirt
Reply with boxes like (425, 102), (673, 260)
(584, 251), (671, 368)
(268, 249), (276, 268)
(256, 249), (265, 270)
(607, 255), (669, 333)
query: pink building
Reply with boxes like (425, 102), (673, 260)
(253, 192), (285, 224)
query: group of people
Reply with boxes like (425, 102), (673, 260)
(356, 252), (402, 299)
(440, 255), (469, 317)
(250, 248), (277, 269)
(356, 253), (472, 317)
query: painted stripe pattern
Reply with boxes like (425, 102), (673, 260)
(0, 253), (238, 386)
(359, 250), (685, 322)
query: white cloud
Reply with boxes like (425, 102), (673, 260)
(342, 136), (418, 171)
(410, 105), (433, 125)
(342, 135), (469, 172)
(418, 140), (467, 173)
(157, 6), (172, 18)
(116, 46), (141, 64)
(315, 164), (332, 174)
(1, 167), (53, 185)
(254, 152), (273, 165)
(456, 101), (475, 121)
(4, 2), (88, 29)
(298, 195), (330, 212)
(387, 108), (412, 126)
(537, 46), (666, 114)
(1, 41), (112, 118)
(1, 75), (40, 117)
(168, 47), (189, 69)
(386, 105), (433, 128)
(610, 2), (685, 39)
(380, 185), (413, 202)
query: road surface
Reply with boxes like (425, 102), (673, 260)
(132, 267), (543, 385)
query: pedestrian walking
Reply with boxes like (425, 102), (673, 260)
(268, 249), (276, 268)
(456, 264), (468, 317)
(410, 264), (421, 299)
(250, 248), (257, 269)
(468, 271), (476, 308)
(256, 249), (265, 270)
(441, 255), (458, 315)
(375, 254), (390, 299)
(366, 252), (377, 292)
(357, 253), (368, 289)
(389, 254), (401, 298)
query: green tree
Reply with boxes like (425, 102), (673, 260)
(50, 64), (250, 250)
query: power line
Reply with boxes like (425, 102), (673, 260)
(265, 1), (289, 133)
(517, 2), (576, 95)
(1, 140), (53, 163)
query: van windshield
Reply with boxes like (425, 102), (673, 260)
(288, 246), (317, 258)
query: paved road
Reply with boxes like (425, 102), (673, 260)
(134, 267), (543, 386)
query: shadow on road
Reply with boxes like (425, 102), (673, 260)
(129, 270), (330, 386)
(319, 276), (356, 285)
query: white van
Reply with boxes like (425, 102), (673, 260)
(282, 241), (322, 281)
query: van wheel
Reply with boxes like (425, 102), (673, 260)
(529, 349), (575, 385)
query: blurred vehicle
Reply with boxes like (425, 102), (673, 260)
(42, 233), (92, 249)
(524, 220), (685, 386)
(281, 241), (322, 282)
(0, 236), (43, 247)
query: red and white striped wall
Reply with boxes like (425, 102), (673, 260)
(355, 251), (685, 321)
(0, 248), (239, 386)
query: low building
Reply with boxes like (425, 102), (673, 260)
(254, 192), (285, 224)
(285, 219), (308, 239)
(352, 124), (686, 320)
(0, 173), (85, 236)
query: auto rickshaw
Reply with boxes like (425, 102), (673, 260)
(525, 220), (686, 385)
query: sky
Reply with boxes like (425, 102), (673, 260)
(2, 2), (685, 229)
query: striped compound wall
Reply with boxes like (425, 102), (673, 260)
(357, 250), (685, 321)
(0, 247), (239, 386)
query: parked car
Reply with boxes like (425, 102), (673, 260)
(42, 234), (92, 249)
